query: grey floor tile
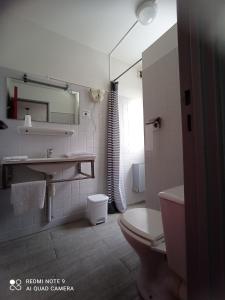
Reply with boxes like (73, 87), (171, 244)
(92, 219), (122, 238)
(107, 280), (140, 300)
(0, 231), (53, 265)
(0, 247), (57, 282)
(50, 219), (91, 241)
(120, 251), (140, 272)
(59, 259), (130, 300)
(53, 241), (110, 281)
(107, 212), (121, 223)
(52, 231), (103, 258)
(103, 231), (128, 249)
(0, 203), (146, 300)
(104, 238), (135, 260)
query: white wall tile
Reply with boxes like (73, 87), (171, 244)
(0, 67), (107, 241)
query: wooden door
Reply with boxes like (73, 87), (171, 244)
(177, 0), (225, 299)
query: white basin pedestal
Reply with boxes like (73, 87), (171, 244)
(1, 153), (96, 222)
(26, 155), (96, 222)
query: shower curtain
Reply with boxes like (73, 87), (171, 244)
(107, 81), (126, 213)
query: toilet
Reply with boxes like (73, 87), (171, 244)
(118, 208), (181, 300)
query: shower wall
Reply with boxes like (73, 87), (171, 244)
(142, 25), (184, 209)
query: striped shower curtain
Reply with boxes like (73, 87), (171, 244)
(107, 81), (126, 213)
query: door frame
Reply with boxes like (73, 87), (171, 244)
(177, 0), (225, 299)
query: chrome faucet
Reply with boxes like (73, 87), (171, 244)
(47, 148), (53, 158)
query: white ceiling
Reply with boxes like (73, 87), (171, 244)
(2, 0), (177, 64)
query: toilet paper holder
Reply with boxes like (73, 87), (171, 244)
(145, 117), (161, 128)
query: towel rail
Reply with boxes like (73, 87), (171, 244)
(1, 159), (95, 223)
(1, 160), (95, 189)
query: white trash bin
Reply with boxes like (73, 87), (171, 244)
(87, 194), (109, 225)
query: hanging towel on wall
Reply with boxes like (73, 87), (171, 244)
(11, 181), (46, 215)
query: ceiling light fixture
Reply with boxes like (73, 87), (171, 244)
(136, 0), (157, 25)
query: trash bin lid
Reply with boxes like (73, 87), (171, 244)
(88, 194), (109, 203)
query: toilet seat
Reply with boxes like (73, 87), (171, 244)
(119, 208), (165, 249)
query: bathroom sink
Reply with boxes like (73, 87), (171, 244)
(27, 159), (75, 175)
(26, 154), (96, 176)
(2, 153), (96, 176)
(1, 153), (96, 190)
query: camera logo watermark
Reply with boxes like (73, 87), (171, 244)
(9, 279), (22, 291)
(9, 278), (75, 293)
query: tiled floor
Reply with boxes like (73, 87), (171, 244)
(0, 204), (145, 300)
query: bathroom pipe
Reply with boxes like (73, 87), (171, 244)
(46, 175), (54, 223)
(48, 194), (52, 223)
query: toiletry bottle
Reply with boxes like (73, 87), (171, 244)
(24, 107), (32, 127)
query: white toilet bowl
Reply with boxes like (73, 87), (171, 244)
(118, 208), (181, 300)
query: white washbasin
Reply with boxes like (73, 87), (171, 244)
(27, 160), (75, 175)
(27, 154), (96, 175)
(2, 153), (96, 176)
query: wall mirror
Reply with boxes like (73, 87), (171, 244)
(7, 76), (80, 125)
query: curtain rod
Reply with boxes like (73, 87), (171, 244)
(112, 58), (142, 82)
(109, 20), (138, 56)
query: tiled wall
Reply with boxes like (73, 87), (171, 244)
(0, 67), (107, 241)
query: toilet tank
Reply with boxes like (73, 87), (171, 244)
(158, 185), (186, 280)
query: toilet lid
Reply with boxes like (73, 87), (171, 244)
(120, 208), (164, 244)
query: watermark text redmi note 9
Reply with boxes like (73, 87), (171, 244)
(9, 278), (75, 292)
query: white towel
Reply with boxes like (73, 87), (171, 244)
(3, 156), (28, 161)
(64, 152), (96, 158)
(11, 181), (46, 215)
(63, 152), (86, 158)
